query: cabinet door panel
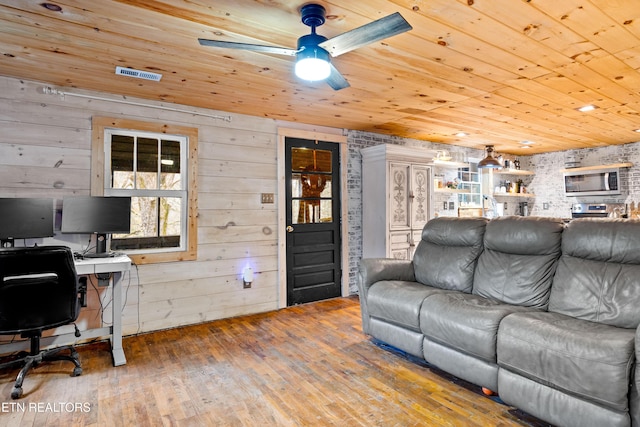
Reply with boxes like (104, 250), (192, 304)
(389, 163), (411, 230)
(410, 165), (431, 230)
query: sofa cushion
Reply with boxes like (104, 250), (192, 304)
(367, 280), (449, 332)
(473, 216), (564, 308)
(420, 293), (536, 363)
(498, 311), (635, 412)
(549, 218), (640, 329)
(413, 217), (488, 293)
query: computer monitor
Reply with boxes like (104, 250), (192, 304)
(61, 196), (131, 257)
(0, 198), (55, 247)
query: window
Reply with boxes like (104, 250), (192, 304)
(92, 117), (197, 264)
(290, 147), (333, 224)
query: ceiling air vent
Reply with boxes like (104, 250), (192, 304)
(115, 66), (162, 81)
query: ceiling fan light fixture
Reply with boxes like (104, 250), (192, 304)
(477, 145), (502, 169)
(295, 48), (330, 81)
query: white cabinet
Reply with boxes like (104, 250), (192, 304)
(362, 145), (434, 260)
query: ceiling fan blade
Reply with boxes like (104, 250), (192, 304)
(325, 64), (350, 91)
(198, 39), (297, 56)
(319, 12), (412, 57)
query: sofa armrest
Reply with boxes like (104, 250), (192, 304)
(358, 258), (416, 291)
(631, 328), (640, 426)
(357, 258), (415, 334)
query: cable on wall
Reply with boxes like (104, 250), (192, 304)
(38, 86), (233, 122)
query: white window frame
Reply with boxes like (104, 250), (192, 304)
(104, 129), (189, 254)
(92, 117), (198, 264)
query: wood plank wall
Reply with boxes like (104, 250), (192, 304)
(0, 75), (285, 342)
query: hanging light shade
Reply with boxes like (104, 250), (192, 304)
(477, 145), (502, 169)
(295, 33), (331, 82)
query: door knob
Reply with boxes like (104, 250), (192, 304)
(286, 226), (294, 232)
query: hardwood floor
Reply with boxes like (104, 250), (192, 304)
(0, 297), (550, 426)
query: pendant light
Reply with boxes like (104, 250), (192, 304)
(477, 145), (502, 169)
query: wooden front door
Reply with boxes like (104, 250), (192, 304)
(285, 137), (341, 306)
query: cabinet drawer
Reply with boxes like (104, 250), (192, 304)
(389, 231), (412, 260)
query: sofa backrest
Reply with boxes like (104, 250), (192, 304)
(473, 216), (564, 308)
(549, 218), (640, 328)
(413, 217), (488, 292)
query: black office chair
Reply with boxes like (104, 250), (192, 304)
(0, 246), (84, 399)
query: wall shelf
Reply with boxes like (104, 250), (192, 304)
(430, 159), (469, 168)
(493, 192), (535, 198)
(560, 162), (633, 173)
(435, 188), (472, 194)
(493, 169), (534, 175)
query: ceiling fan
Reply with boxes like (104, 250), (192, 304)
(198, 4), (412, 90)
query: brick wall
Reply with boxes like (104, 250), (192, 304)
(525, 142), (640, 218)
(347, 131), (640, 294)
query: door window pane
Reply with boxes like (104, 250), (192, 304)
(290, 147), (334, 225)
(319, 200), (332, 222)
(291, 148), (332, 173)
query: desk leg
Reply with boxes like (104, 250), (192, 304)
(111, 271), (127, 366)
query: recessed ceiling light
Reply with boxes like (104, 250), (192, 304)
(519, 140), (535, 145)
(577, 105), (598, 112)
(455, 132), (468, 137)
(40, 3), (62, 12)
(634, 129), (640, 133)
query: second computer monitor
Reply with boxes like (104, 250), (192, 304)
(61, 196), (131, 257)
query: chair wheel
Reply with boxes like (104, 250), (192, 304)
(72, 366), (83, 377)
(11, 386), (22, 399)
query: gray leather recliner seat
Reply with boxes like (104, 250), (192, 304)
(420, 216), (564, 392)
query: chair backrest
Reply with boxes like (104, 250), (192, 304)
(472, 216), (564, 308)
(0, 246), (79, 335)
(413, 217), (489, 292)
(549, 218), (640, 328)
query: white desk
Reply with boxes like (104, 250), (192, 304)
(74, 255), (131, 366)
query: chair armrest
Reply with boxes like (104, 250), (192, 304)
(356, 258), (415, 335)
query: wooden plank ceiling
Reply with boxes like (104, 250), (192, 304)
(1, 0), (639, 155)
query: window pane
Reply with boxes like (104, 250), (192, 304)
(292, 173), (302, 198)
(111, 135), (134, 188)
(137, 137), (158, 184)
(136, 136), (159, 188)
(320, 200), (332, 222)
(137, 172), (158, 190)
(301, 173), (330, 197)
(291, 148), (332, 173)
(113, 171), (134, 189)
(291, 199), (301, 224)
(293, 199), (332, 224)
(161, 139), (181, 190)
(131, 196), (158, 238)
(159, 197), (181, 237)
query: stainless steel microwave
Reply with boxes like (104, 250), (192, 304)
(563, 167), (621, 197)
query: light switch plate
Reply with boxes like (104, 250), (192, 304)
(261, 193), (274, 204)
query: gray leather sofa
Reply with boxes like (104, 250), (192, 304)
(357, 216), (640, 427)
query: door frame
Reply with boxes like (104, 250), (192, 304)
(277, 127), (348, 309)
